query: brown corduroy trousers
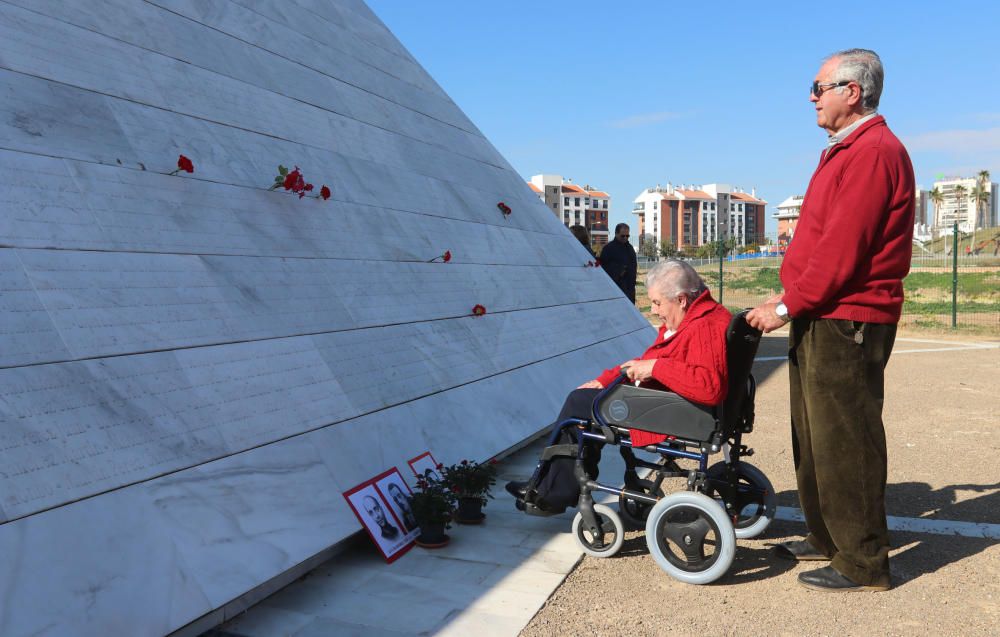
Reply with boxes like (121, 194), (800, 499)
(788, 318), (896, 588)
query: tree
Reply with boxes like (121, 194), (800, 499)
(970, 183), (990, 252)
(659, 237), (678, 258)
(638, 233), (658, 259)
(929, 187), (944, 229)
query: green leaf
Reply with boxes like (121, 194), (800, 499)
(278, 165), (288, 176)
(274, 175), (284, 183)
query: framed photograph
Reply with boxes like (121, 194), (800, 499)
(407, 451), (441, 482)
(374, 469), (420, 535)
(343, 470), (417, 563)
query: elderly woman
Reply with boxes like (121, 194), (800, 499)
(507, 259), (732, 512)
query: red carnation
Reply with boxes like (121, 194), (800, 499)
(304, 183), (314, 192)
(594, 258), (601, 267)
(436, 463), (444, 470)
(471, 304), (487, 316)
(320, 185), (331, 200)
(168, 154), (195, 176)
(443, 250), (452, 263)
(497, 202), (511, 216)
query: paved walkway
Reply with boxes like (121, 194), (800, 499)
(215, 436), (629, 637)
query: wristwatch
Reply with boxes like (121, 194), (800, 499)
(775, 302), (791, 322)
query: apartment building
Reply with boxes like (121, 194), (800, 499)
(931, 176), (997, 235)
(528, 174), (611, 247)
(774, 195), (803, 246)
(632, 182), (766, 251)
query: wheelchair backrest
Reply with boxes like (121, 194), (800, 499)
(718, 310), (762, 435)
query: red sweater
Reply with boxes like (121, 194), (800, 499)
(781, 116), (915, 323)
(596, 290), (731, 446)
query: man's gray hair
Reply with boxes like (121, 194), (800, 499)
(826, 48), (883, 112)
(646, 259), (706, 301)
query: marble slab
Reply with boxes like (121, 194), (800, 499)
(0, 1), (652, 635)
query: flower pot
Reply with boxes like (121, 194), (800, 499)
(455, 497), (486, 524)
(415, 523), (449, 548)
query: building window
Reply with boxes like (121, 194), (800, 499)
(653, 201), (658, 210)
(575, 197), (581, 206)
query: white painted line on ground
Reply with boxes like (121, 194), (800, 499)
(776, 506), (1000, 539)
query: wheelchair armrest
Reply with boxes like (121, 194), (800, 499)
(596, 384), (718, 443)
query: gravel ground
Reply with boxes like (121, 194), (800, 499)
(521, 331), (1000, 637)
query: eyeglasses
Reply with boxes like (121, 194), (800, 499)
(618, 234), (630, 239)
(810, 80), (851, 97)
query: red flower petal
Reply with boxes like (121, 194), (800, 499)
(177, 154), (194, 173)
(443, 250), (451, 262)
(320, 185), (331, 200)
(304, 183), (314, 192)
(471, 304), (486, 316)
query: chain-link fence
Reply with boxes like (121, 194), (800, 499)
(636, 233), (1000, 334)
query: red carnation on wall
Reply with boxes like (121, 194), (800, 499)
(471, 304), (487, 317)
(320, 185), (331, 200)
(497, 202), (512, 217)
(428, 250), (452, 263)
(169, 154), (195, 175)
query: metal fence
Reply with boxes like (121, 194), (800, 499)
(637, 246), (999, 334)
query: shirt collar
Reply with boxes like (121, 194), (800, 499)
(827, 112), (878, 148)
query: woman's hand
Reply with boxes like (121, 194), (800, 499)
(620, 359), (655, 383)
(577, 380), (604, 389)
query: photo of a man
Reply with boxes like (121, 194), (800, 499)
(362, 494), (399, 540)
(384, 481), (418, 533)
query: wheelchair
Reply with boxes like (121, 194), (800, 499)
(519, 311), (775, 585)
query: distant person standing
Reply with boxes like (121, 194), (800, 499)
(569, 224), (596, 258)
(748, 48), (914, 592)
(600, 223), (637, 302)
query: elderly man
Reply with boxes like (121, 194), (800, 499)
(507, 259), (730, 512)
(748, 49), (914, 592)
(600, 223), (638, 303)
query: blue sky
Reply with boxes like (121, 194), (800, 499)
(368, 1), (1000, 236)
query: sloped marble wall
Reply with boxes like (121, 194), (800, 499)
(0, 1), (654, 635)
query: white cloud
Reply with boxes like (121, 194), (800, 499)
(608, 111), (683, 129)
(904, 127), (1000, 153)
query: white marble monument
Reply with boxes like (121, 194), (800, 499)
(0, 1), (653, 635)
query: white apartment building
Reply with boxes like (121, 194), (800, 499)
(932, 176), (997, 235)
(632, 182), (765, 250)
(528, 174), (611, 247)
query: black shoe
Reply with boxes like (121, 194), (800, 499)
(505, 481), (529, 499)
(798, 566), (890, 592)
(774, 540), (831, 561)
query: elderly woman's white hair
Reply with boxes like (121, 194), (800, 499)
(645, 259), (706, 301)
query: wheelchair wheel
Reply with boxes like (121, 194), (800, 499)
(705, 462), (776, 539)
(618, 478), (663, 529)
(571, 504), (625, 558)
(645, 491), (735, 585)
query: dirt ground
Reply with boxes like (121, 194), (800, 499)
(522, 332), (1000, 637)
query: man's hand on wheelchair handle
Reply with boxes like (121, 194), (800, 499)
(747, 291), (788, 333)
(620, 359), (655, 383)
(577, 380), (604, 389)
(747, 302), (788, 333)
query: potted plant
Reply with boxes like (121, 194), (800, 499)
(410, 474), (457, 548)
(441, 459), (498, 524)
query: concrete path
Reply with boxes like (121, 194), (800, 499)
(214, 436), (632, 636)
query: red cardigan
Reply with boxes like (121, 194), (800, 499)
(595, 290), (731, 446)
(781, 116), (915, 323)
